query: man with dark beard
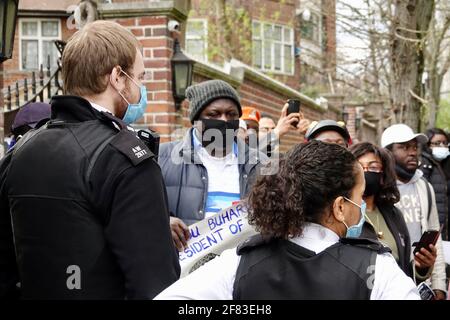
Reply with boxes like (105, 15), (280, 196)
(382, 124), (447, 300)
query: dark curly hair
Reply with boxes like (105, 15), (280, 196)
(247, 140), (358, 239)
(422, 128), (449, 153)
(350, 142), (400, 206)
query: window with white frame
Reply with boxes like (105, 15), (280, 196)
(20, 19), (61, 71)
(300, 12), (321, 44)
(252, 21), (294, 75)
(186, 19), (207, 61)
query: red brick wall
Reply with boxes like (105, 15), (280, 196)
(245, 0), (300, 90)
(112, 16), (181, 143)
(184, 72), (338, 153)
(344, 105), (357, 141)
(239, 80), (325, 152)
(326, 108), (340, 121)
(180, 73), (211, 126)
(1, 6), (338, 153)
(61, 17), (77, 40)
(2, 14), (181, 144)
(2, 14), (182, 144)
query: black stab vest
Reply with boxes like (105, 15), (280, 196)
(233, 235), (390, 300)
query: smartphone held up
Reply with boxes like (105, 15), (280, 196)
(287, 99), (301, 128)
(412, 225), (443, 255)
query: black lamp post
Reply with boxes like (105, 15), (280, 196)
(171, 38), (194, 110)
(0, 0), (19, 63)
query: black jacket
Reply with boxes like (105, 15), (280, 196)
(361, 204), (412, 278)
(158, 128), (267, 225)
(0, 96), (180, 299)
(420, 151), (449, 240)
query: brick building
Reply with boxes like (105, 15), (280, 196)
(2, 0), (79, 88)
(1, 0), (343, 155)
(180, 0), (341, 151)
(185, 0), (336, 91)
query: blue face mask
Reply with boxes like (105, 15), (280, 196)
(117, 70), (148, 125)
(342, 197), (366, 238)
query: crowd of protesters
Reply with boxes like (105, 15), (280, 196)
(1, 20), (449, 300)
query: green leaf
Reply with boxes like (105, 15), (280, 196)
(436, 99), (450, 131)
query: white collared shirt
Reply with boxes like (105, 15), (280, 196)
(155, 223), (420, 300)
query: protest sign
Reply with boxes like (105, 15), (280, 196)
(179, 202), (257, 278)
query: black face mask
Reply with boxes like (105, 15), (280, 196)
(364, 172), (382, 197)
(199, 118), (239, 151)
(395, 164), (416, 182)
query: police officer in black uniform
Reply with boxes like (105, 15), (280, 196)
(0, 20), (179, 299)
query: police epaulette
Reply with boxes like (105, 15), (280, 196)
(109, 130), (154, 166)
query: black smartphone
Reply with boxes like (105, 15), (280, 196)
(287, 99), (300, 127)
(412, 225), (443, 254)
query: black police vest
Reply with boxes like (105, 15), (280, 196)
(7, 118), (153, 299)
(233, 235), (390, 300)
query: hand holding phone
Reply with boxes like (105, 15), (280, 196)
(412, 225), (443, 255)
(287, 99), (300, 127)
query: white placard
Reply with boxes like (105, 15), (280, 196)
(179, 202), (257, 278)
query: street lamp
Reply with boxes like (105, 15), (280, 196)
(0, 0), (19, 63)
(171, 38), (194, 110)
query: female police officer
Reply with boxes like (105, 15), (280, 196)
(155, 141), (419, 299)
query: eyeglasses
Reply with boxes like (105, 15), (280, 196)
(430, 141), (449, 148)
(359, 162), (383, 173)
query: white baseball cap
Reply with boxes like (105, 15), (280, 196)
(381, 124), (428, 148)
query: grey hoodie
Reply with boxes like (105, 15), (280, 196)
(396, 170), (447, 293)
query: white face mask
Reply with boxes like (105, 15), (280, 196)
(432, 147), (450, 161)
